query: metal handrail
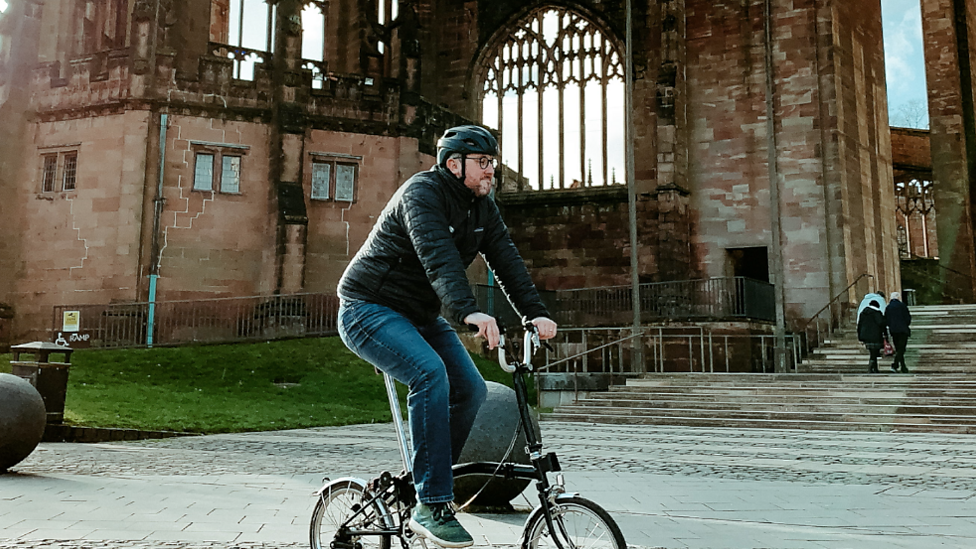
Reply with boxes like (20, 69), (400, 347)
(540, 330), (645, 371)
(799, 273), (874, 356)
(901, 254), (976, 303)
(802, 273), (874, 329)
(903, 252), (976, 283)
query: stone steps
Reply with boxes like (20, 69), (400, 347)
(542, 410), (976, 434)
(548, 403), (976, 423)
(577, 398), (976, 415)
(542, 372), (976, 433)
(800, 305), (976, 375)
(604, 389), (976, 405)
(542, 305), (976, 433)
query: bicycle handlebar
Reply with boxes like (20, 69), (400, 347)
(497, 322), (541, 373)
(466, 318), (549, 373)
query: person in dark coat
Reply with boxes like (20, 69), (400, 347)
(857, 300), (887, 373)
(337, 125), (557, 548)
(884, 291), (912, 373)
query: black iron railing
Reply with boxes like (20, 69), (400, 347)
(473, 277), (775, 328)
(52, 293), (339, 349)
(52, 278), (773, 350)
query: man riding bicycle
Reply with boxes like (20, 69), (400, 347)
(337, 125), (557, 547)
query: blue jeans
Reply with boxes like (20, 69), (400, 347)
(338, 299), (488, 504)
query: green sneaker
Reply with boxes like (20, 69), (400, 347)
(408, 502), (474, 548)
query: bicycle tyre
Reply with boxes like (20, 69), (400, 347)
(521, 495), (626, 549)
(310, 478), (393, 549)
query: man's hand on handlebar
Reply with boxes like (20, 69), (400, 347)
(464, 312), (500, 350)
(530, 317), (558, 340)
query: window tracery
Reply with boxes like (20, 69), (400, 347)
(479, 7), (625, 191)
(210, 0), (276, 81)
(77, 0), (129, 54)
(301, 1), (327, 88)
(894, 177), (936, 258)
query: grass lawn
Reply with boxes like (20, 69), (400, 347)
(0, 338), (529, 434)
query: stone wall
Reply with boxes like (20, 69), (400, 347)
(921, 0), (976, 300)
(0, 0), (935, 342)
(682, 0), (897, 324)
(302, 130), (431, 292)
(827, 0), (901, 304)
(9, 112), (151, 335)
(497, 188), (657, 290)
(891, 127), (932, 170)
(0, 0), (460, 340)
(152, 115), (276, 301)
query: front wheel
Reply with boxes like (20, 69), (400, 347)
(310, 478), (393, 549)
(522, 496), (626, 549)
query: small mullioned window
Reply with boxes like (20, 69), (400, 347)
(308, 152), (360, 203)
(39, 149), (80, 194)
(190, 141), (249, 194)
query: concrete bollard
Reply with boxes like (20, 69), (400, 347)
(0, 373), (47, 472)
(455, 381), (539, 508)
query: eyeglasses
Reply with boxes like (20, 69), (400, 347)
(465, 156), (498, 170)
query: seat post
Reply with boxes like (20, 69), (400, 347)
(383, 373), (413, 472)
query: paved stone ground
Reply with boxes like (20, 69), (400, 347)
(3, 422), (976, 548)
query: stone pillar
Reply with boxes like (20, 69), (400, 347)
(394, 1), (422, 93)
(655, 183), (691, 281)
(129, 0), (157, 98)
(921, 0), (976, 302)
(656, 0), (687, 194)
(0, 1), (44, 341)
(171, 0), (213, 80)
(271, 1), (309, 295)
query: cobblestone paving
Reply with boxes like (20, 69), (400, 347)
(13, 424), (403, 479)
(547, 423), (976, 491)
(0, 540), (308, 549)
(14, 422), (976, 492)
(6, 421), (976, 548)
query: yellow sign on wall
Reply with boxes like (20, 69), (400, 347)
(62, 311), (80, 333)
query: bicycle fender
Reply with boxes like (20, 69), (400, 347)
(313, 476), (369, 497)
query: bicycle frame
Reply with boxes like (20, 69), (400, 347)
(496, 325), (569, 549)
(320, 324), (571, 549)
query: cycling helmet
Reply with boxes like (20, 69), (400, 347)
(436, 125), (498, 167)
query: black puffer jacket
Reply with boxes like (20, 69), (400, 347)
(884, 299), (912, 336)
(338, 165), (549, 326)
(857, 307), (886, 345)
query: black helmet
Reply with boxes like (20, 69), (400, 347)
(436, 125), (498, 166)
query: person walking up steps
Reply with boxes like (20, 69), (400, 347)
(885, 291), (912, 373)
(857, 300), (886, 374)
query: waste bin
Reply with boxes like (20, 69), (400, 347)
(10, 342), (74, 424)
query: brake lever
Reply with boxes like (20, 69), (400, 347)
(497, 333), (516, 373)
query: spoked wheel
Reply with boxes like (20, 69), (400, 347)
(522, 496), (626, 549)
(310, 478), (394, 549)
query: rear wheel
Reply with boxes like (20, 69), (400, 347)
(522, 496), (625, 549)
(310, 479), (393, 549)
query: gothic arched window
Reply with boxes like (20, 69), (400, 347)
(301, 1), (328, 88)
(211, 0), (276, 81)
(77, 0), (129, 54)
(894, 176), (936, 258)
(478, 7), (624, 191)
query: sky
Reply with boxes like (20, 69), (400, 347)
(0, 1), (7, 13)
(882, 0), (929, 128)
